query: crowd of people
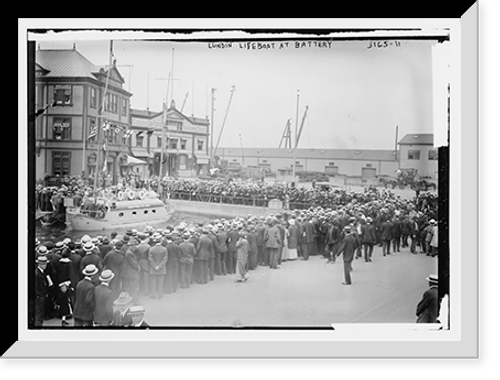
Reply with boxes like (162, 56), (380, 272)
(33, 184), (439, 327)
(36, 174), (438, 217)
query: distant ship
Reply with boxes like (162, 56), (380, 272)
(65, 189), (174, 232)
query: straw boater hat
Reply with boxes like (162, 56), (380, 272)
(128, 305), (146, 315)
(36, 256), (48, 265)
(114, 292), (133, 306)
(82, 264), (99, 277)
(37, 246), (48, 255)
(82, 241), (95, 252)
(426, 274), (438, 284)
(99, 269), (115, 282)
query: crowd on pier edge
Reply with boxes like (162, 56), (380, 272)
(33, 173), (439, 328)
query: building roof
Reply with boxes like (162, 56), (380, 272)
(218, 147), (397, 161)
(36, 49), (97, 78)
(398, 133), (433, 145)
(35, 49), (126, 86)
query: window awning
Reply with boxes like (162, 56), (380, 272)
(194, 152), (210, 164)
(131, 148), (153, 159)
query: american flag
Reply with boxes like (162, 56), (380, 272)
(87, 125), (98, 140)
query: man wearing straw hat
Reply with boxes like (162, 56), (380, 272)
(34, 255), (52, 327)
(416, 274), (439, 323)
(93, 269), (116, 326)
(73, 264), (98, 327)
(80, 241), (103, 285)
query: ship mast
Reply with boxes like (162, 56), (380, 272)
(93, 40), (114, 193)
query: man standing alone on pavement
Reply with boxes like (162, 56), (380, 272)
(335, 226), (359, 285)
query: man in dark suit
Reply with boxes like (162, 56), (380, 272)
(148, 234), (168, 299)
(215, 225), (229, 275)
(80, 242), (103, 285)
(256, 219), (268, 266)
(391, 216), (402, 253)
(128, 305), (150, 328)
(416, 275), (439, 323)
(179, 232), (195, 288)
(121, 242), (141, 304)
(165, 235), (181, 294)
(381, 217), (393, 256)
(136, 234), (151, 296)
(335, 226), (359, 285)
(361, 217), (376, 262)
(34, 256), (51, 327)
(196, 230), (214, 284)
(102, 240), (125, 294)
(98, 237), (113, 260)
(93, 269), (115, 326)
(73, 264), (98, 327)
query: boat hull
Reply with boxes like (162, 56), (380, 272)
(66, 200), (175, 232)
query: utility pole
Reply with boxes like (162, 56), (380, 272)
(292, 90), (300, 179)
(93, 40), (113, 192)
(159, 71), (171, 184)
(210, 87), (216, 167)
(395, 125), (399, 167)
(239, 134), (245, 166)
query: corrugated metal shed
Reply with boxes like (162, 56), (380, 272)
(398, 133), (433, 145)
(219, 147), (397, 161)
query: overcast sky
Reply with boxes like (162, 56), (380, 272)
(37, 36), (435, 150)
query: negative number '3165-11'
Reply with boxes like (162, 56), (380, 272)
(367, 41), (401, 49)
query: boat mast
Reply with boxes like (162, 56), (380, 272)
(93, 40), (114, 193)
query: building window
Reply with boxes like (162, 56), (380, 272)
(197, 139), (204, 151)
(105, 94), (118, 113)
(90, 87), (97, 108)
(325, 166), (339, 174)
(366, 163), (372, 168)
(408, 150), (420, 160)
(329, 162), (335, 165)
(53, 85), (72, 105)
(112, 94), (118, 113)
(136, 135), (144, 147)
(52, 151), (71, 176)
(180, 139), (187, 150)
(169, 138), (178, 149)
(157, 136), (162, 148)
(262, 160), (267, 163)
(106, 126), (117, 144)
(428, 150), (437, 160)
(52, 118), (71, 140)
(122, 98), (127, 116)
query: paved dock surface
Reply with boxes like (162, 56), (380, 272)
(43, 245), (437, 328)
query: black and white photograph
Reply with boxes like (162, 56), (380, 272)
(12, 15), (481, 360)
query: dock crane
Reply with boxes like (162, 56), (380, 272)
(278, 106), (309, 148)
(295, 105), (309, 148)
(213, 85), (236, 157)
(278, 119), (292, 148)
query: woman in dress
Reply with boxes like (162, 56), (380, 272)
(287, 219), (299, 260)
(235, 230), (250, 283)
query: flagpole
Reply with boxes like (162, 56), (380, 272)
(93, 40), (113, 193)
